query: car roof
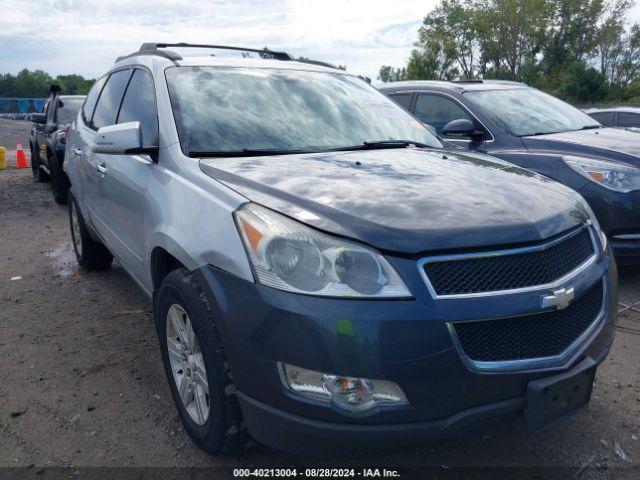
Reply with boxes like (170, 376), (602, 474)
(377, 79), (527, 93)
(583, 106), (640, 114)
(59, 95), (86, 100)
(112, 49), (343, 76)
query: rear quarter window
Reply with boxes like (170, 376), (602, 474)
(82, 76), (106, 125)
(91, 69), (132, 130)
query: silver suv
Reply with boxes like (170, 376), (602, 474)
(64, 43), (616, 455)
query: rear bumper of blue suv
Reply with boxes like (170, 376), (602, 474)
(195, 245), (617, 453)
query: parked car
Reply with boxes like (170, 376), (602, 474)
(29, 85), (85, 204)
(64, 44), (617, 455)
(380, 80), (640, 265)
(584, 106), (640, 132)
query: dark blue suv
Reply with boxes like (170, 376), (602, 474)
(379, 80), (640, 266)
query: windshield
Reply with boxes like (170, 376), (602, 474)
(57, 98), (84, 124)
(165, 66), (441, 155)
(464, 88), (600, 136)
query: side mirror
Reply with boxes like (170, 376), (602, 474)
(31, 113), (46, 124)
(93, 122), (157, 155)
(442, 118), (483, 139)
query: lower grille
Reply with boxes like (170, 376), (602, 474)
(451, 281), (604, 362)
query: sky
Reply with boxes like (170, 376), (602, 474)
(0, 0), (440, 81)
(1, 0), (640, 81)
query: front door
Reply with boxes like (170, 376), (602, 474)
(413, 92), (488, 151)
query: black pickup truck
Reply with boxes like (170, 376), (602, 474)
(29, 85), (85, 204)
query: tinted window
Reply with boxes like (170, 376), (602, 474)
(92, 69), (132, 130)
(165, 67), (441, 154)
(588, 112), (614, 126)
(414, 94), (473, 135)
(82, 76), (106, 124)
(389, 93), (412, 110)
(117, 70), (158, 146)
(465, 88), (599, 136)
(619, 112), (640, 128)
(56, 98), (84, 125)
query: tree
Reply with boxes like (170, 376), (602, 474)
(378, 65), (408, 82)
(0, 69), (95, 97)
(382, 0), (640, 103)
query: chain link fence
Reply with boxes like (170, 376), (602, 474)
(0, 97), (47, 120)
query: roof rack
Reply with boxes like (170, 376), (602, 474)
(116, 43), (340, 70)
(451, 79), (483, 83)
(295, 58), (339, 70)
(116, 43), (294, 63)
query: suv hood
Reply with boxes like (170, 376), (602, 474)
(200, 148), (588, 255)
(522, 127), (640, 167)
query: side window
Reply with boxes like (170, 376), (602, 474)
(589, 112), (614, 126)
(414, 94), (473, 135)
(388, 93), (412, 111)
(619, 112), (640, 128)
(82, 76), (106, 125)
(91, 69), (132, 130)
(117, 69), (159, 147)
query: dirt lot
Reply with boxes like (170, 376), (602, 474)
(0, 163), (639, 478)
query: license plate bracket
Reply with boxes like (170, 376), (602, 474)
(525, 357), (597, 431)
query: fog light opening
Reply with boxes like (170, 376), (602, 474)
(278, 362), (408, 413)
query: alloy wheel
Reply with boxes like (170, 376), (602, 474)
(166, 304), (210, 425)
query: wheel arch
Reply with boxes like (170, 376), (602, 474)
(150, 240), (196, 291)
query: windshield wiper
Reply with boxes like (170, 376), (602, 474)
(580, 125), (602, 130)
(189, 148), (307, 158)
(329, 140), (433, 152)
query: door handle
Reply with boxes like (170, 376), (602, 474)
(97, 164), (108, 174)
(74, 148), (83, 156)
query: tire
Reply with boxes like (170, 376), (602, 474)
(31, 144), (49, 183)
(50, 154), (70, 204)
(68, 193), (113, 270)
(155, 268), (247, 455)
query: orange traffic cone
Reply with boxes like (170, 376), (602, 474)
(16, 143), (29, 168)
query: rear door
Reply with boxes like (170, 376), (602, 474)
(93, 68), (158, 281)
(81, 69), (133, 256)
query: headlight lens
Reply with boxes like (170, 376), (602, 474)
(235, 203), (410, 297)
(279, 363), (408, 413)
(564, 156), (640, 193)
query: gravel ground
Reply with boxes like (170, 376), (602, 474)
(0, 165), (639, 479)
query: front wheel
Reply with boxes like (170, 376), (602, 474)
(155, 269), (247, 455)
(69, 194), (113, 270)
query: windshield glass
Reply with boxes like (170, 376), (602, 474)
(165, 66), (441, 154)
(57, 98), (84, 124)
(465, 88), (600, 136)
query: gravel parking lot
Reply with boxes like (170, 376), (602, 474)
(0, 151), (639, 478)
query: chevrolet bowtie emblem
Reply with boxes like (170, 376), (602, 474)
(542, 287), (575, 310)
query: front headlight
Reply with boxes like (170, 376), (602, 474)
(564, 156), (640, 193)
(234, 203), (411, 298)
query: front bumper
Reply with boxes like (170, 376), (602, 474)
(610, 235), (640, 265)
(195, 248), (617, 452)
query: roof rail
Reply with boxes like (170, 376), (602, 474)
(116, 43), (339, 70)
(139, 42), (292, 61)
(451, 79), (483, 84)
(296, 58), (339, 70)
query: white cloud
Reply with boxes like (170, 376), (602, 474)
(0, 0), (435, 79)
(3, 0), (639, 80)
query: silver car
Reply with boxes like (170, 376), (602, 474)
(64, 43), (617, 455)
